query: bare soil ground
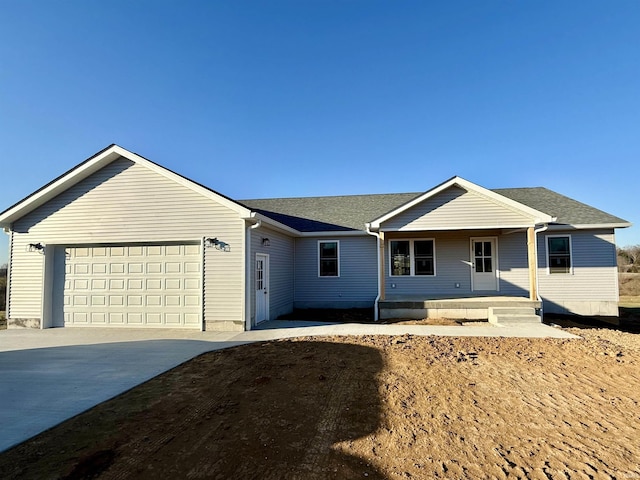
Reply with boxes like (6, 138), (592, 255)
(1, 326), (640, 480)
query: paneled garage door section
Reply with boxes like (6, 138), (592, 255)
(64, 244), (202, 328)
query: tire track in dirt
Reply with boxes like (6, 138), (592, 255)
(346, 335), (640, 479)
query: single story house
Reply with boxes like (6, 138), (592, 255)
(0, 145), (631, 330)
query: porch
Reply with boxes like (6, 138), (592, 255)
(379, 295), (542, 321)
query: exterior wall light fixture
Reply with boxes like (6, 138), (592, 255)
(28, 242), (45, 253)
(262, 237), (270, 247)
(204, 237), (230, 252)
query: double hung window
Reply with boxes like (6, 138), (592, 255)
(319, 241), (339, 277)
(547, 235), (572, 274)
(390, 239), (435, 276)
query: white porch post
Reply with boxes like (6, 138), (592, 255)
(527, 227), (538, 301)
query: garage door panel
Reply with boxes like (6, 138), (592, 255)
(63, 243), (201, 328)
(147, 263), (162, 274)
(92, 264), (107, 274)
(91, 295), (106, 306)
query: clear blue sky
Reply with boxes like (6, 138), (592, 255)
(1, 1), (639, 265)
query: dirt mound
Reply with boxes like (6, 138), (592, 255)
(1, 332), (639, 479)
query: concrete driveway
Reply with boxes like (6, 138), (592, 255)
(0, 322), (576, 453)
(0, 328), (250, 453)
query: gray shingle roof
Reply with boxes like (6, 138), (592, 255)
(241, 193), (421, 231)
(241, 187), (629, 233)
(494, 187), (629, 226)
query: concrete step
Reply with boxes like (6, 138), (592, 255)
(491, 314), (542, 326)
(488, 306), (537, 325)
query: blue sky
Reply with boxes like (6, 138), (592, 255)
(1, 1), (639, 265)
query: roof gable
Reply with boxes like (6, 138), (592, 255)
(0, 145), (251, 227)
(377, 185), (543, 231)
(368, 177), (554, 230)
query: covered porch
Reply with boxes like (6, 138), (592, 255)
(365, 176), (556, 322)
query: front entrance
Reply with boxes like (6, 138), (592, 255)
(471, 237), (498, 291)
(255, 253), (270, 324)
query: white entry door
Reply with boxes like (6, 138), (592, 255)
(255, 253), (270, 324)
(471, 238), (498, 291)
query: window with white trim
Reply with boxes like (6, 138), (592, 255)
(390, 239), (435, 276)
(318, 241), (339, 277)
(547, 235), (572, 274)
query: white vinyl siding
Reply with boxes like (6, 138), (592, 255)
(381, 186), (536, 231)
(496, 232), (530, 296)
(538, 229), (618, 314)
(249, 226), (294, 322)
(295, 236), (377, 308)
(8, 157), (245, 329)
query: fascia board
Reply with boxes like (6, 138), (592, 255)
(298, 230), (368, 237)
(547, 222), (632, 230)
(369, 176), (554, 229)
(379, 223), (538, 232)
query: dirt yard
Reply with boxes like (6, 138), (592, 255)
(1, 326), (639, 480)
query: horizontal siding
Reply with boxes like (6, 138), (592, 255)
(8, 234), (44, 319)
(13, 158), (243, 242)
(204, 244), (244, 325)
(498, 232), (530, 296)
(295, 236), (377, 306)
(250, 226), (294, 322)
(538, 229), (618, 303)
(382, 186), (535, 231)
(9, 157), (245, 325)
(385, 230), (530, 297)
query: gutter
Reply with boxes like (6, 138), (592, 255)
(365, 223), (381, 322)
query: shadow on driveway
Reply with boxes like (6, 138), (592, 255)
(0, 338), (248, 452)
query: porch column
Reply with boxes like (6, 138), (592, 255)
(379, 232), (386, 300)
(527, 227), (537, 301)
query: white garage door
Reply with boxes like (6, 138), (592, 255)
(63, 244), (202, 328)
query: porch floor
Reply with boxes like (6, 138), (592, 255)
(379, 296), (541, 320)
(380, 295), (541, 310)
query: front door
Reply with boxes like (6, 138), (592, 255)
(255, 254), (269, 324)
(471, 238), (498, 291)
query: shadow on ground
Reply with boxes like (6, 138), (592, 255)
(546, 306), (640, 334)
(0, 340), (388, 480)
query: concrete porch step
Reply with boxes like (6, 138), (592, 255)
(488, 307), (541, 326)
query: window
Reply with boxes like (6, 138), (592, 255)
(390, 239), (435, 276)
(319, 241), (339, 277)
(547, 235), (572, 274)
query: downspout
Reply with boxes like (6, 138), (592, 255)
(4, 228), (12, 324)
(365, 224), (381, 322)
(533, 223), (549, 318)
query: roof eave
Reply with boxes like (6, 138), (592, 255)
(547, 222), (632, 230)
